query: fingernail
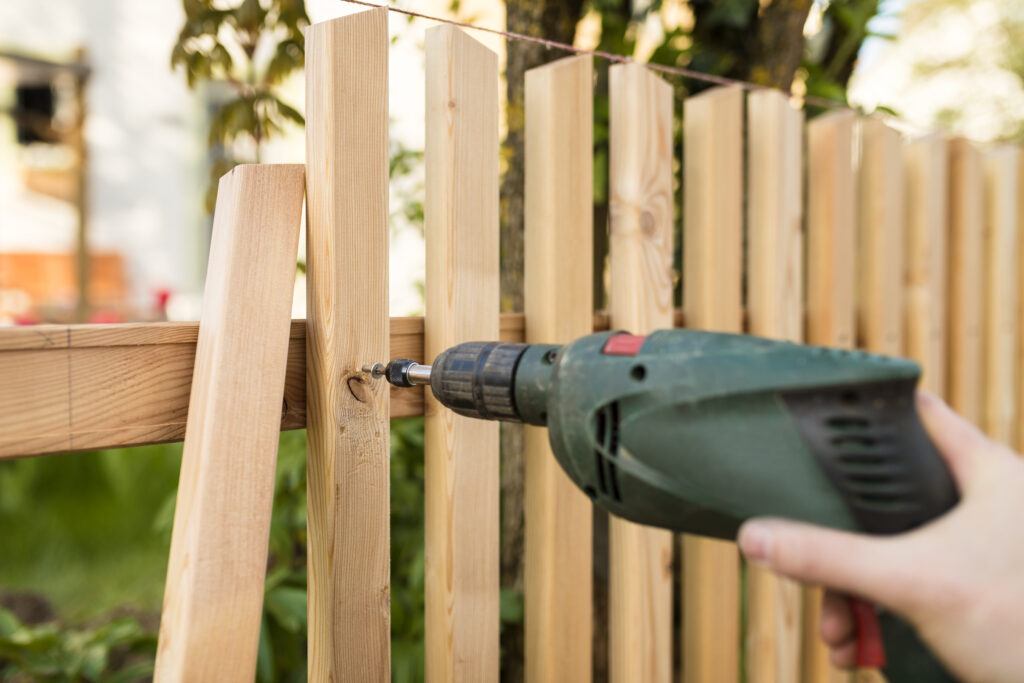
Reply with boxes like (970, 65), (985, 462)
(738, 522), (773, 565)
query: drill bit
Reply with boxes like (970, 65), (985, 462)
(361, 359), (432, 387)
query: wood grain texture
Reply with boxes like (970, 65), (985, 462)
(0, 311), (658, 459)
(154, 164), (304, 682)
(903, 135), (949, 396)
(305, 10), (391, 681)
(945, 139), (984, 424)
(681, 84), (743, 683)
(858, 119), (904, 357)
(523, 55), (594, 683)
(745, 89), (804, 683)
(803, 110), (856, 683)
(980, 146), (1020, 444)
(607, 62), (675, 683)
(424, 24), (501, 682)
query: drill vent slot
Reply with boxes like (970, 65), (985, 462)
(592, 403), (622, 501)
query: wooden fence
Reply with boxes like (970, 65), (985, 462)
(1, 8), (1023, 682)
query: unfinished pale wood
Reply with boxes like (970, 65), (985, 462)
(0, 311), (678, 460)
(523, 55), (594, 683)
(305, 10), (391, 681)
(903, 135), (949, 396)
(979, 146), (1020, 444)
(858, 119), (904, 356)
(946, 139), (984, 425)
(154, 164), (304, 682)
(803, 110), (856, 683)
(424, 24), (501, 682)
(1019, 148), (1024, 452)
(607, 62), (675, 683)
(745, 89), (804, 683)
(681, 84), (743, 683)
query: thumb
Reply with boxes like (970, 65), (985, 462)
(738, 517), (923, 612)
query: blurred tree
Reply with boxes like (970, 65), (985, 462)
(171, 0), (309, 211)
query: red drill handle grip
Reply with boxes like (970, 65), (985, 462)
(850, 598), (887, 669)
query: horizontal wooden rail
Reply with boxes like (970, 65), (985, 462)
(0, 311), (692, 459)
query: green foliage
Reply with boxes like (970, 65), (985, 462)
(171, 0), (310, 210)
(0, 607), (156, 682)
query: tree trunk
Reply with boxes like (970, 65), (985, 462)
(751, 0), (814, 88)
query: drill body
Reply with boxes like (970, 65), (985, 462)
(379, 328), (960, 681)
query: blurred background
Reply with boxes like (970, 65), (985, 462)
(0, 0), (1021, 681)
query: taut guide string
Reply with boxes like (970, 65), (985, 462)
(338, 0), (854, 112)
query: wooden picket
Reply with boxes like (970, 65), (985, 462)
(523, 54), (594, 682)
(681, 83), (743, 683)
(423, 24), (501, 682)
(745, 88), (805, 683)
(607, 61), (675, 683)
(3, 12), (1023, 682)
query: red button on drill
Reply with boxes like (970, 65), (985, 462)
(602, 334), (647, 356)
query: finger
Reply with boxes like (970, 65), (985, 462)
(916, 391), (991, 488)
(820, 590), (854, 646)
(830, 640), (857, 670)
(738, 518), (920, 611)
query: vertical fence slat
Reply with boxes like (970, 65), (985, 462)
(981, 147), (1020, 445)
(855, 118), (904, 683)
(904, 135), (949, 396)
(607, 62), (675, 683)
(746, 89), (804, 683)
(946, 139), (984, 424)
(156, 165), (304, 682)
(523, 54), (594, 683)
(305, 11), (391, 681)
(1018, 148), (1024, 452)
(803, 110), (856, 683)
(424, 24), (501, 682)
(858, 118), (905, 358)
(681, 83), (743, 683)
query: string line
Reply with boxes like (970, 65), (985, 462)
(338, 0), (852, 112)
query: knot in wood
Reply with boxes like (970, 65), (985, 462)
(640, 210), (657, 236)
(347, 375), (371, 403)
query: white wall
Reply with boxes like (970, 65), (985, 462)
(0, 0), (208, 314)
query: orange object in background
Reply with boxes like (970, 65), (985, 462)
(0, 251), (126, 320)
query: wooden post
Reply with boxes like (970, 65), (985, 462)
(803, 109), (856, 683)
(946, 139), (984, 424)
(745, 89), (804, 683)
(681, 84), (743, 683)
(305, 10), (391, 681)
(855, 118), (906, 683)
(607, 62), (675, 683)
(424, 25), (501, 682)
(523, 55), (594, 683)
(903, 135), (949, 396)
(858, 119), (905, 357)
(981, 146), (1020, 445)
(155, 165), (304, 682)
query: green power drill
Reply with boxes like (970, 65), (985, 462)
(365, 328), (960, 682)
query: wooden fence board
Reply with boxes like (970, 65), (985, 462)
(154, 164), (304, 682)
(607, 62), (675, 683)
(858, 119), (904, 357)
(681, 83), (743, 683)
(903, 135), (949, 396)
(424, 24), (501, 682)
(305, 10), (391, 680)
(745, 89), (804, 683)
(1018, 148), (1024, 452)
(803, 109), (856, 683)
(523, 54), (594, 683)
(0, 311), (660, 459)
(946, 139), (984, 424)
(981, 146), (1020, 444)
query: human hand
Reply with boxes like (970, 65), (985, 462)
(738, 392), (1024, 683)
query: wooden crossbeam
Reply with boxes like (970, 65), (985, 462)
(0, 310), (686, 460)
